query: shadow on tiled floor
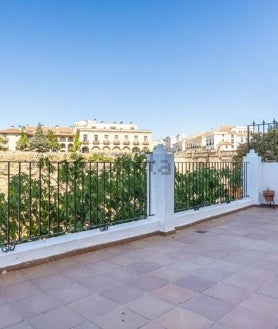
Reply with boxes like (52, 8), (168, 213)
(1, 207), (278, 329)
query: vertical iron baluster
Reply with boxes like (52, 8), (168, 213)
(47, 161), (51, 236)
(28, 162), (32, 239)
(18, 162), (21, 242)
(7, 162), (10, 244)
(96, 162), (99, 226)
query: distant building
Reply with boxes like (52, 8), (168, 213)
(0, 121), (153, 154)
(202, 125), (248, 151)
(0, 126), (74, 152)
(74, 120), (152, 154)
(166, 124), (250, 154)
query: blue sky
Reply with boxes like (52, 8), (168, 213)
(0, 0), (278, 139)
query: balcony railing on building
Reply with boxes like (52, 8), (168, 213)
(123, 141), (130, 145)
(103, 140), (110, 145)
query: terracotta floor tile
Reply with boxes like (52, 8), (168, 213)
(175, 274), (216, 292)
(140, 323), (165, 329)
(192, 266), (233, 282)
(151, 283), (197, 305)
(222, 272), (270, 292)
(31, 272), (72, 292)
(204, 283), (250, 304)
(0, 280), (41, 303)
(0, 304), (23, 329)
(127, 261), (161, 274)
(100, 283), (143, 304)
(29, 306), (84, 329)
(130, 274), (167, 292)
(94, 306), (148, 329)
(182, 294), (234, 320)
(77, 273), (121, 292)
(60, 265), (96, 281)
(155, 307), (213, 329)
(9, 293), (61, 319)
(2, 320), (34, 329)
(127, 295), (174, 320)
(209, 323), (233, 329)
(220, 306), (278, 329)
(240, 292), (278, 317)
(150, 266), (185, 282)
(258, 277), (278, 299)
(20, 263), (56, 279)
(68, 294), (117, 319)
(47, 282), (92, 304)
(0, 271), (27, 287)
(72, 322), (100, 329)
(87, 259), (123, 274)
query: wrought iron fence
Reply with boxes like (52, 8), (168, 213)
(0, 158), (147, 248)
(247, 120), (278, 161)
(174, 161), (248, 212)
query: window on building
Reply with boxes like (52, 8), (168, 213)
(94, 135), (98, 142)
(83, 134), (88, 142)
(114, 135), (119, 140)
(59, 137), (66, 142)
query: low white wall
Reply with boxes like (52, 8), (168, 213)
(261, 162), (278, 204)
(0, 199), (253, 271)
(0, 218), (160, 270)
(173, 198), (253, 228)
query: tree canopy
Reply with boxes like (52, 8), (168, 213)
(16, 133), (29, 151)
(29, 124), (49, 152)
(233, 126), (278, 162)
(46, 130), (60, 152)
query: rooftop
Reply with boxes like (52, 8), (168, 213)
(1, 206), (278, 329)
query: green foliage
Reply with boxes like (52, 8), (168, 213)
(16, 133), (29, 151)
(88, 154), (113, 162)
(29, 124), (50, 152)
(71, 129), (81, 152)
(46, 130), (60, 152)
(69, 152), (84, 161)
(175, 163), (243, 212)
(0, 135), (7, 150)
(0, 154), (147, 244)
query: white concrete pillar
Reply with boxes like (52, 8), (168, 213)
(243, 150), (262, 205)
(147, 144), (175, 233)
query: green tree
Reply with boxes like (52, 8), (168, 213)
(46, 130), (60, 152)
(16, 133), (29, 150)
(233, 126), (278, 162)
(72, 130), (81, 152)
(29, 124), (50, 152)
(0, 135), (7, 150)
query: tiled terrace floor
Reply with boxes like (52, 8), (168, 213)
(1, 206), (278, 329)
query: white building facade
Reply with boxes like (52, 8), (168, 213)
(74, 120), (152, 154)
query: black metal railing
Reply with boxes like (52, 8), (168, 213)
(0, 158), (147, 248)
(247, 120), (278, 161)
(174, 161), (248, 212)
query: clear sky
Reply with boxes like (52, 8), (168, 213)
(0, 0), (278, 139)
